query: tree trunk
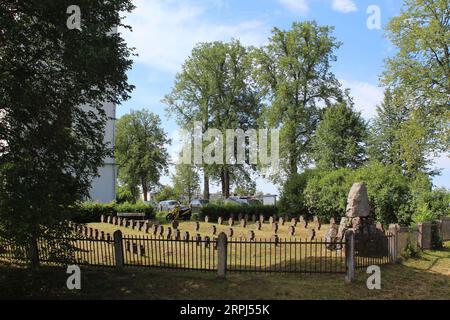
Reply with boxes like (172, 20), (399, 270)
(141, 177), (148, 202)
(223, 167), (230, 199)
(203, 171), (210, 200)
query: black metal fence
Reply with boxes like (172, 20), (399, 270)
(227, 238), (347, 273)
(122, 235), (217, 271)
(0, 232), (393, 274)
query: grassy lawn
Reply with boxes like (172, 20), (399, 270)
(0, 242), (448, 300)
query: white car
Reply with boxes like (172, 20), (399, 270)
(158, 200), (180, 212)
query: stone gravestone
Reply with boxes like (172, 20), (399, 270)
(210, 225), (217, 235)
(227, 228), (234, 238)
(172, 220), (179, 229)
(271, 234), (279, 246)
(307, 228), (316, 241)
(107, 216), (112, 224)
(259, 214), (264, 224)
(174, 229), (181, 241)
(100, 231), (105, 240)
(204, 236), (211, 248)
(138, 245), (145, 257)
(195, 221), (200, 231)
(218, 217), (223, 225)
(204, 215), (209, 223)
(324, 224), (339, 249)
(228, 217), (234, 227)
(144, 223), (150, 233)
(100, 215), (105, 223)
(183, 231), (190, 241)
(152, 224), (158, 236)
(106, 233), (111, 241)
(247, 230), (255, 241)
(269, 216), (274, 226)
(240, 219), (247, 228)
(165, 227), (172, 239)
(313, 216), (321, 230)
(195, 234), (202, 246)
(290, 217), (297, 227)
(123, 218), (128, 227)
(89, 227), (93, 238)
(299, 216), (308, 229)
(288, 226), (295, 236)
(117, 217), (122, 227)
(130, 220), (136, 229)
(330, 217), (335, 225)
(272, 222), (278, 234)
(136, 221), (142, 231)
(279, 217), (284, 226)
(94, 229), (99, 239)
(255, 221), (262, 231)
(157, 225), (164, 237)
(251, 214), (257, 223)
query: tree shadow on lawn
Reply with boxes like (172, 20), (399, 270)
(0, 259), (448, 300)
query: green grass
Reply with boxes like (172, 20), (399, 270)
(0, 242), (449, 300)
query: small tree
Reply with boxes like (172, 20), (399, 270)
(115, 110), (171, 201)
(172, 163), (200, 203)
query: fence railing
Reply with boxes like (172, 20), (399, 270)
(0, 229), (396, 281)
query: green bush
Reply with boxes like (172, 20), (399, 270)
(278, 170), (318, 218)
(303, 162), (424, 225)
(199, 204), (278, 222)
(71, 201), (154, 223)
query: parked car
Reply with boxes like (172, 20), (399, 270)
(224, 196), (262, 206)
(189, 199), (209, 213)
(158, 200), (180, 212)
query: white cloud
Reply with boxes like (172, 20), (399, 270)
(120, 0), (268, 74)
(340, 79), (384, 120)
(331, 0), (358, 13)
(278, 0), (309, 15)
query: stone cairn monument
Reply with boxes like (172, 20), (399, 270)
(325, 182), (387, 255)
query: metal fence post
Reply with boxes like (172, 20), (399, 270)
(113, 230), (124, 271)
(344, 229), (355, 283)
(388, 224), (399, 263)
(217, 232), (228, 277)
(28, 237), (40, 269)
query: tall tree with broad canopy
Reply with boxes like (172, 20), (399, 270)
(382, 0), (450, 159)
(164, 40), (262, 199)
(115, 110), (171, 202)
(252, 21), (343, 180)
(0, 0), (134, 262)
(310, 97), (368, 170)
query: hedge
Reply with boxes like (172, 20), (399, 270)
(70, 201), (154, 223)
(199, 204), (278, 222)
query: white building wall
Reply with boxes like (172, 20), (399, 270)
(88, 101), (117, 203)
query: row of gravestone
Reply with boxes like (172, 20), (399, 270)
(101, 214), (181, 232)
(205, 215), (322, 231)
(69, 222), (112, 241)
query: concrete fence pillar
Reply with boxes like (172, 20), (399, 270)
(418, 222), (432, 250)
(388, 224), (399, 263)
(344, 229), (355, 283)
(113, 230), (124, 271)
(217, 232), (228, 277)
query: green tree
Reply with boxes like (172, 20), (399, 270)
(115, 110), (170, 202)
(155, 185), (178, 204)
(253, 21), (343, 178)
(172, 163), (200, 203)
(0, 1), (134, 257)
(368, 89), (408, 166)
(311, 99), (367, 170)
(164, 40), (261, 199)
(382, 0), (449, 154)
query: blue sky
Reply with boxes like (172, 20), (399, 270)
(118, 0), (449, 193)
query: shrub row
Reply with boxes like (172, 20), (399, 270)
(199, 204), (278, 222)
(70, 201), (154, 223)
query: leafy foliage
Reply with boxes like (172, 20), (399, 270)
(0, 1), (135, 247)
(71, 201), (154, 223)
(115, 110), (170, 201)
